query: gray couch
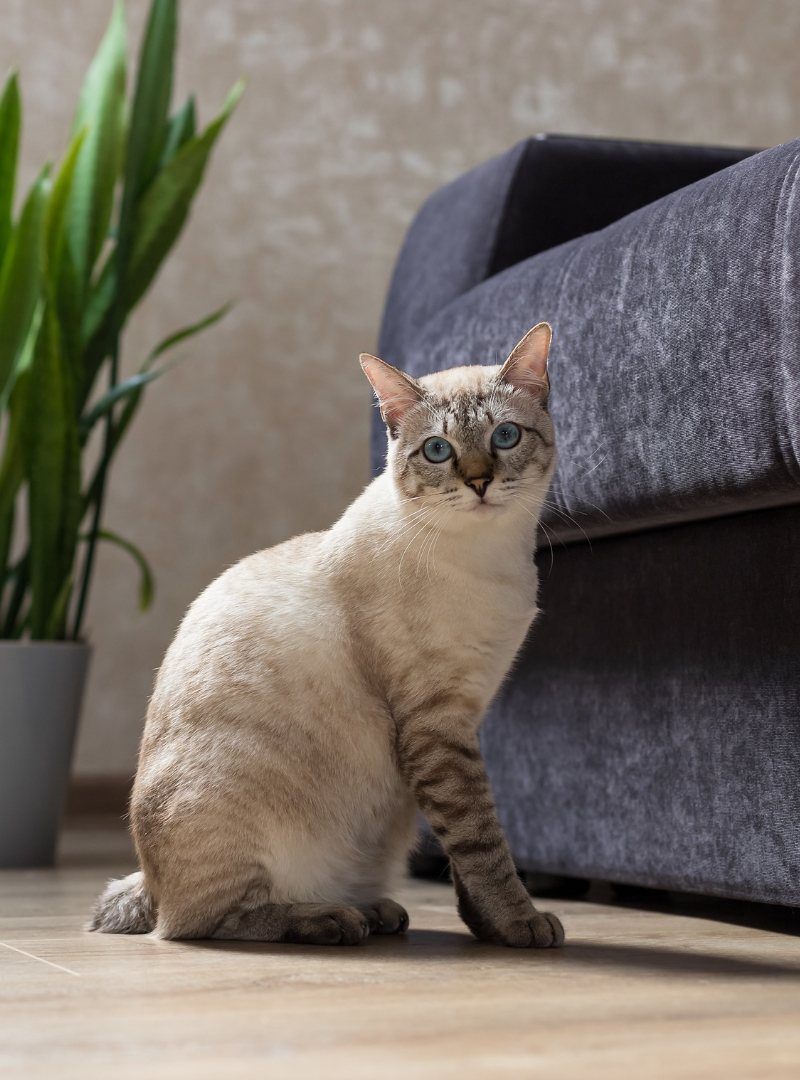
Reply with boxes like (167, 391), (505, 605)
(372, 135), (800, 907)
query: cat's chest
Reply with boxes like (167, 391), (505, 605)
(437, 567), (536, 636)
(400, 560), (538, 688)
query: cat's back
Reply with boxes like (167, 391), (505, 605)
(185, 530), (329, 638)
(149, 530), (341, 718)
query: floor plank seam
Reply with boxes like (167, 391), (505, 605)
(0, 939), (81, 976)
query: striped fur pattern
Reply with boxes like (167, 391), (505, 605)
(89, 324), (564, 948)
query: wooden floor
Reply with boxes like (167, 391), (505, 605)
(2, 829), (800, 1079)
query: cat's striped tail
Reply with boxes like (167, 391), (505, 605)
(87, 871), (156, 934)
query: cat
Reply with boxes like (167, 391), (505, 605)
(90, 322), (564, 949)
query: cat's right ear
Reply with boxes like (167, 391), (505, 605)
(498, 322), (551, 401)
(360, 354), (424, 436)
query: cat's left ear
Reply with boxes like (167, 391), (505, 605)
(360, 353), (424, 436)
(498, 322), (551, 401)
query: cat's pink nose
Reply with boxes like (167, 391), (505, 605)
(465, 475), (493, 499)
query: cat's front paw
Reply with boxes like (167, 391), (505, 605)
(358, 897), (409, 935)
(491, 910), (565, 948)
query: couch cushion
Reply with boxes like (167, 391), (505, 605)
(484, 502), (800, 905)
(397, 139), (800, 541)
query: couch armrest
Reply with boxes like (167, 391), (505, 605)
(379, 135), (756, 369)
(488, 134), (756, 277)
(377, 141), (528, 367)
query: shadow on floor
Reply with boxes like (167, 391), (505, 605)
(179, 926), (800, 980)
(412, 840), (800, 940)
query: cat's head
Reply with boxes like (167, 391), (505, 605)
(361, 323), (556, 518)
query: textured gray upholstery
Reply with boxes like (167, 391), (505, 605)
(377, 142), (527, 368)
(485, 503), (800, 905)
(375, 135), (800, 905)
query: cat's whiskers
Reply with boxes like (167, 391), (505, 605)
(396, 512), (442, 581)
(425, 512), (450, 581)
(536, 481), (611, 522)
(506, 492), (565, 567)
(415, 508), (442, 577)
(537, 517), (557, 574)
(397, 496), (459, 580)
(541, 499), (591, 532)
(369, 507), (439, 563)
(512, 489), (593, 554)
(539, 501), (594, 549)
(513, 476), (608, 536)
(417, 505), (451, 580)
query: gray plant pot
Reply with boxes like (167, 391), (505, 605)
(0, 641), (91, 868)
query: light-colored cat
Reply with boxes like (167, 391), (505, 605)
(90, 323), (564, 948)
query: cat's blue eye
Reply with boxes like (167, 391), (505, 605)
(491, 422), (521, 450)
(423, 436), (453, 463)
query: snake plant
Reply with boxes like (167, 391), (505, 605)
(0, 0), (242, 640)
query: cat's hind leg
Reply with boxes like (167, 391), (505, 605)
(151, 868), (371, 945)
(213, 897), (409, 943)
(212, 902), (371, 945)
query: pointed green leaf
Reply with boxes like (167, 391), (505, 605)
(144, 300), (232, 366)
(83, 0), (178, 404)
(121, 0), (176, 225)
(0, 166), (48, 401)
(79, 301), (231, 437)
(80, 302), (231, 511)
(47, 127), (90, 380)
(79, 80), (241, 397)
(0, 70), (21, 267)
(127, 80), (244, 308)
(47, 125), (88, 275)
(81, 247), (114, 348)
(92, 528), (154, 610)
(0, 297), (41, 414)
(67, 0), (127, 290)
(80, 366), (163, 435)
(160, 94), (196, 168)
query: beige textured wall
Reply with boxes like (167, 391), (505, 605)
(2, 0), (799, 775)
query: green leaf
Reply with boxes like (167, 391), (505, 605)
(79, 0), (178, 406)
(1, 549), (29, 638)
(0, 297), (41, 414)
(47, 126), (90, 380)
(121, 0), (177, 228)
(81, 247), (114, 349)
(91, 527), (154, 611)
(0, 165), (48, 402)
(145, 300), (232, 364)
(79, 301), (231, 437)
(0, 70), (21, 267)
(80, 302), (231, 516)
(0, 368), (28, 597)
(127, 80), (244, 309)
(66, 0), (127, 290)
(80, 366), (163, 435)
(44, 572), (73, 639)
(160, 94), (196, 168)
(25, 305), (81, 639)
(46, 125), (88, 276)
(79, 81), (241, 401)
